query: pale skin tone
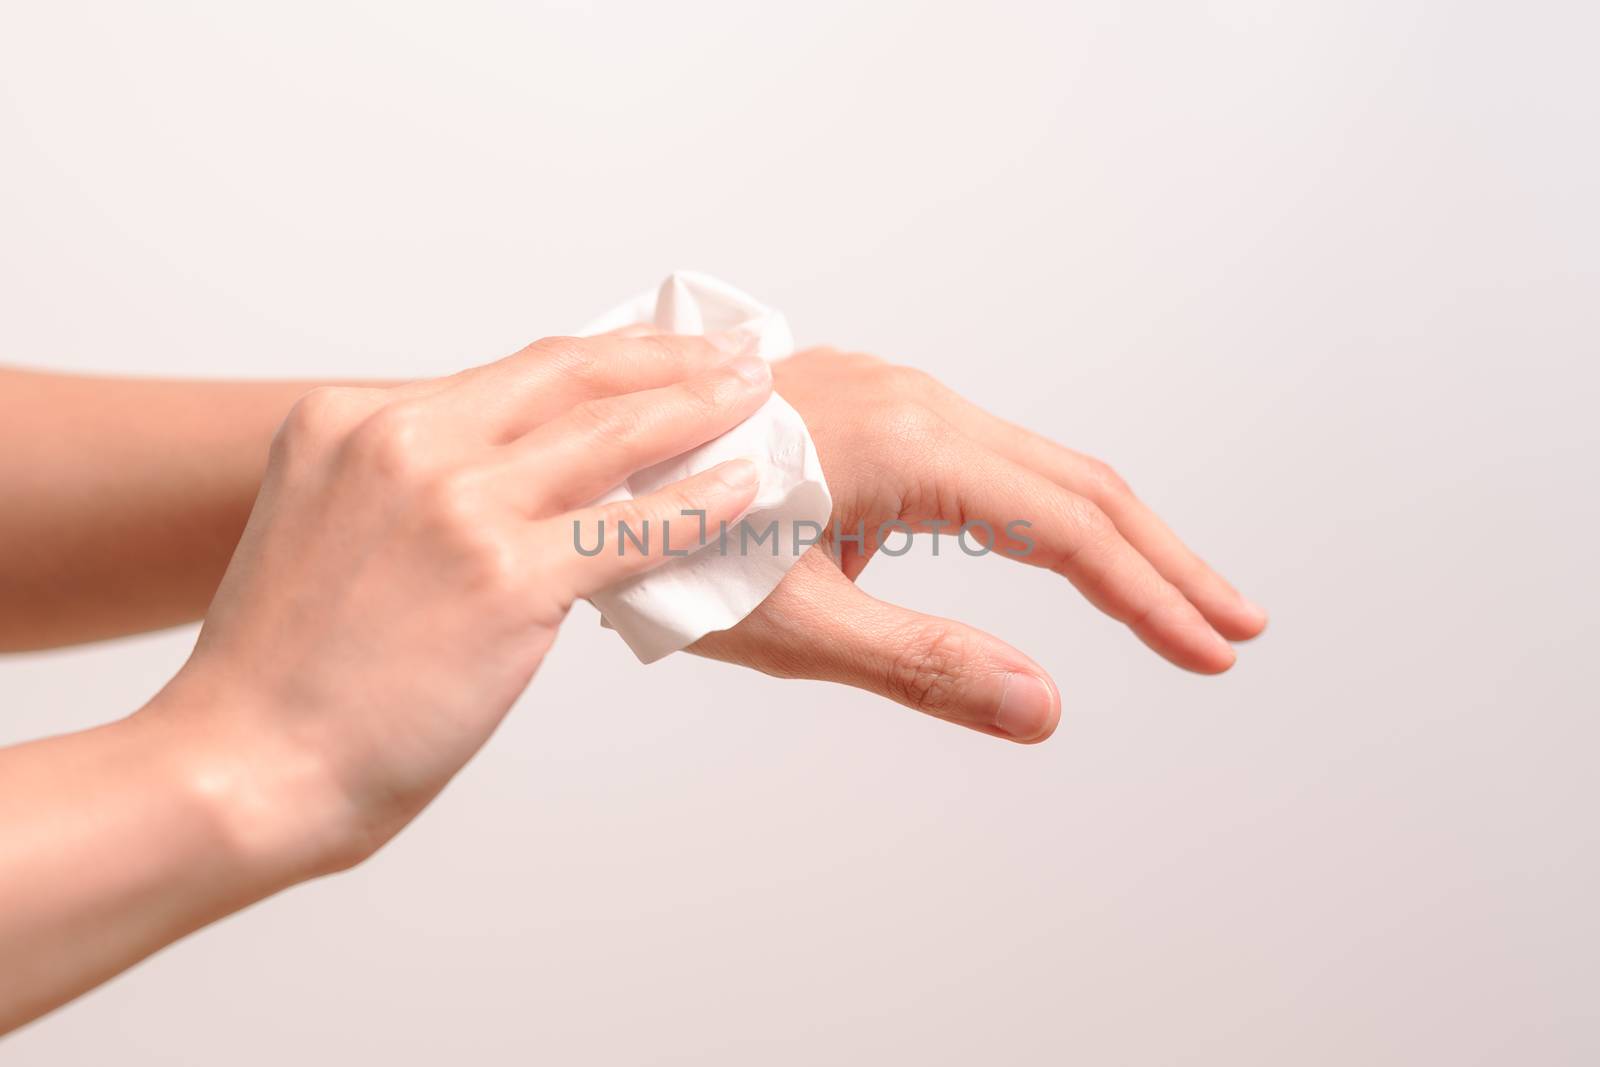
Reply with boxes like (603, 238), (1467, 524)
(0, 335), (1264, 1033)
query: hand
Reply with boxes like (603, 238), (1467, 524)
(153, 332), (772, 875)
(691, 347), (1268, 743)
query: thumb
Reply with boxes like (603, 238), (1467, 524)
(690, 552), (1060, 743)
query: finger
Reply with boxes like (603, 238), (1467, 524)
(498, 354), (772, 514)
(922, 435), (1237, 673)
(690, 551), (1060, 743)
(911, 379), (1267, 640)
(382, 324), (676, 403)
(547, 459), (761, 598)
(431, 332), (747, 442)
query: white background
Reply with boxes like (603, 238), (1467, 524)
(3, 1), (1597, 1063)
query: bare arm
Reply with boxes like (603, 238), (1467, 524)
(0, 700), (319, 1034)
(0, 334), (765, 1034)
(0, 369), (346, 649)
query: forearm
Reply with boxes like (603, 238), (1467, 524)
(0, 369), (357, 649)
(0, 334), (767, 1033)
(0, 682), (333, 1035)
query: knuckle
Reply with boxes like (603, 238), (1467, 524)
(347, 402), (429, 479)
(891, 364), (946, 398)
(572, 396), (644, 441)
(282, 385), (355, 436)
(456, 532), (520, 596)
(461, 532), (520, 595)
(792, 345), (879, 376)
(423, 471), (518, 591)
(418, 467), (479, 523)
(879, 400), (950, 455)
(885, 623), (969, 713)
(273, 387), (367, 463)
(835, 347), (885, 369)
(680, 370), (734, 413)
(603, 498), (651, 540)
(1063, 494), (1116, 545)
(637, 332), (688, 368)
(532, 336), (606, 384)
(1082, 456), (1131, 498)
(667, 481), (707, 516)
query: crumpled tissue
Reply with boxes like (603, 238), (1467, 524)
(579, 271), (832, 663)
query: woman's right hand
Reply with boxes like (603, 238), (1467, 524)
(147, 332), (771, 881)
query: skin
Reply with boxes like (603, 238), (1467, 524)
(0, 369), (337, 650)
(0, 336), (1264, 1032)
(694, 348), (1267, 741)
(0, 332), (772, 1033)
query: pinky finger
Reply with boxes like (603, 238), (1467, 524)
(546, 459), (761, 598)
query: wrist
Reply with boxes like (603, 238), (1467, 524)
(133, 666), (371, 892)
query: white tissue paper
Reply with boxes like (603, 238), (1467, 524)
(579, 271), (832, 663)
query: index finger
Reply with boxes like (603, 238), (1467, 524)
(433, 332), (746, 442)
(906, 373), (1268, 641)
(921, 434), (1238, 674)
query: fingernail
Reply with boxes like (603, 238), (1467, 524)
(724, 353), (770, 386)
(705, 330), (751, 356)
(994, 673), (1055, 741)
(715, 459), (759, 490)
